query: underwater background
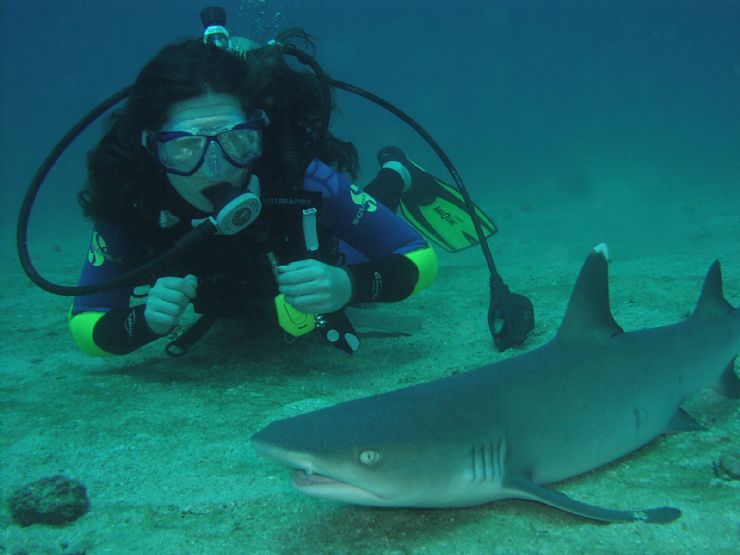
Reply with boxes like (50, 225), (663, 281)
(1, 1), (738, 553)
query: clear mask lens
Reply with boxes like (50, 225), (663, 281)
(154, 123), (264, 176)
(160, 135), (207, 174)
(219, 127), (261, 163)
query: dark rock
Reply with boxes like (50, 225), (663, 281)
(8, 475), (89, 527)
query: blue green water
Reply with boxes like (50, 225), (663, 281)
(1, 2), (738, 553)
(2, 1), (738, 232)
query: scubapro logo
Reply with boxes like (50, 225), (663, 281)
(88, 231), (109, 267)
(350, 184), (378, 225)
(263, 196), (313, 206)
(87, 231), (122, 267)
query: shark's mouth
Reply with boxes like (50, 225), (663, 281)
(252, 440), (386, 504)
(290, 468), (387, 504)
(291, 469), (343, 488)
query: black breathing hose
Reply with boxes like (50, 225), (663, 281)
(15, 84), (219, 296)
(279, 47), (501, 280)
(16, 42), (501, 297)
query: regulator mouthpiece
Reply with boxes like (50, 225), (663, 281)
(202, 180), (261, 236)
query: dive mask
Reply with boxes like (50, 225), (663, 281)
(144, 110), (269, 176)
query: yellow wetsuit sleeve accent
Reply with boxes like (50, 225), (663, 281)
(68, 308), (111, 357)
(404, 246), (438, 296)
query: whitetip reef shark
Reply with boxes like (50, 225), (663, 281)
(252, 246), (739, 523)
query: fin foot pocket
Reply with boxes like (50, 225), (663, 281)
(378, 146), (497, 253)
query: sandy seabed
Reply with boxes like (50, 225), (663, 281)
(1, 184), (738, 554)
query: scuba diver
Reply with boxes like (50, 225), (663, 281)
(68, 33), (439, 357)
(19, 7), (534, 357)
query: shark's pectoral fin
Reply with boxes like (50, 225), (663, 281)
(506, 478), (681, 524)
(664, 408), (706, 433)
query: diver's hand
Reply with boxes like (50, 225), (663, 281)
(277, 259), (352, 314)
(144, 274), (198, 335)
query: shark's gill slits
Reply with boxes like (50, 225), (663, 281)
(470, 439), (506, 487)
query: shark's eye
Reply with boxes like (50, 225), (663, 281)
(359, 449), (380, 466)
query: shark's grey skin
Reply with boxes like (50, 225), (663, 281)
(252, 251), (740, 523)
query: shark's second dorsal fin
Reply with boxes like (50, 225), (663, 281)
(691, 261), (733, 319)
(556, 250), (623, 341)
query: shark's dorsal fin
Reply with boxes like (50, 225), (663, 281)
(691, 261), (733, 319)
(556, 250), (623, 341)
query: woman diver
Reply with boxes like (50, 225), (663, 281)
(68, 33), (438, 357)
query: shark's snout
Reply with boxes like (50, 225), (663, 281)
(251, 436), (313, 472)
(252, 435), (338, 487)
(252, 430), (390, 505)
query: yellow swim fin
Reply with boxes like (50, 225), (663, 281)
(398, 157), (497, 253)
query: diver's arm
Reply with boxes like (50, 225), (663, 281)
(302, 160), (437, 304)
(69, 305), (163, 356)
(343, 248), (436, 303)
(68, 223), (164, 356)
(70, 275), (197, 356)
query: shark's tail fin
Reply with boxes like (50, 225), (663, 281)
(691, 261), (734, 319)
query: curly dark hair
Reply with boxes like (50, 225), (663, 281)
(79, 31), (359, 226)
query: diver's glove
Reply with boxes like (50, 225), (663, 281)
(488, 276), (534, 352)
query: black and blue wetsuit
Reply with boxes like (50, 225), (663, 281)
(69, 160), (437, 355)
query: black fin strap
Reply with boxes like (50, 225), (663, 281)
(165, 315), (219, 357)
